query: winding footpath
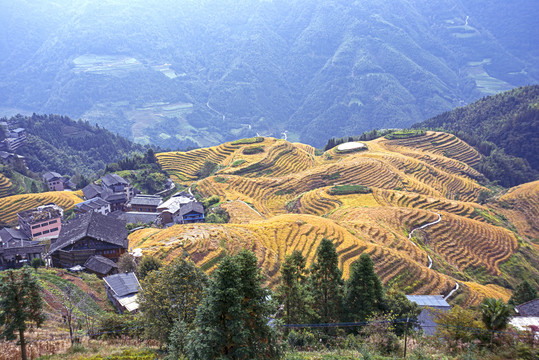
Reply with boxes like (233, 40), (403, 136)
(407, 211), (441, 269)
(406, 212), (460, 300)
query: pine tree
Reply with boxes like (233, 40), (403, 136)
(0, 268), (46, 360)
(276, 251), (315, 327)
(344, 253), (385, 323)
(186, 250), (281, 359)
(309, 238), (343, 324)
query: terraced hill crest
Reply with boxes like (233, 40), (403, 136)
(141, 131), (539, 306)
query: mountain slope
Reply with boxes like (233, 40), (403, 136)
(129, 133), (539, 307)
(1, 0), (537, 148)
(4, 113), (146, 177)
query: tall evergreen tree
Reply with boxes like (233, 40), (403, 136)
(276, 251), (315, 327)
(309, 238), (343, 324)
(0, 268), (46, 360)
(344, 253), (385, 323)
(139, 256), (208, 344)
(187, 250), (281, 359)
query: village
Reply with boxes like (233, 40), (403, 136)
(0, 170), (206, 314)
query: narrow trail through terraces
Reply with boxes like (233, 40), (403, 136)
(407, 211), (440, 269)
(406, 212), (460, 299)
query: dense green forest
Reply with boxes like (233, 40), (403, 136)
(4, 114), (147, 177)
(0, 0), (537, 148)
(414, 85), (539, 187)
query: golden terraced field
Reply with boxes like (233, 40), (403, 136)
(0, 191), (83, 226)
(142, 132), (539, 306)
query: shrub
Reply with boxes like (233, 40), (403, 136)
(243, 146), (265, 155)
(231, 159), (247, 167)
(384, 130), (426, 140)
(328, 185), (372, 195)
(231, 137), (264, 145)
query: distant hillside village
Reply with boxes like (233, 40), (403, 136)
(0, 172), (205, 273)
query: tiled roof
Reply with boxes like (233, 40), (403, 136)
(0, 227), (30, 243)
(75, 197), (110, 212)
(406, 295), (450, 307)
(84, 255), (117, 275)
(516, 298), (539, 317)
(82, 184), (103, 199)
(49, 212), (127, 254)
(128, 195), (162, 207)
(101, 188), (127, 203)
(43, 171), (62, 181)
(120, 212), (159, 224)
(101, 173), (128, 187)
(104, 272), (140, 297)
(179, 201), (204, 217)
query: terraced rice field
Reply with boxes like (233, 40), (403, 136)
(0, 174), (12, 198)
(380, 131), (481, 168)
(0, 191), (83, 225)
(420, 213), (518, 275)
(497, 180), (539, 241)
(144, 132), (538, 304)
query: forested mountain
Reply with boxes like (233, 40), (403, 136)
(0, 0), (537, 148)
(4, 114), (146, 177)
(414, 85), (539, 186)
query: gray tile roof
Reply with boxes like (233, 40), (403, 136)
(43, 171), (62, 181)
(406, 295), (450, 307)
(120, 212), (159, 224)
(82, 184), (103, 199)
(0, 227), (30, 242)
(75, 197), (110, 212)
(84, 255), (117, 275)
(101, 188), (127, 203)
(179, 201), (204, 217)
(128, 195), (162, 207)
(516, 298), (539, 317)
(104, 272), (141, 297)
(49, 212), (128, 254)
(101, 173), (128, 187)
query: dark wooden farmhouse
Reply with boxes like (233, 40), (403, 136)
(49, 211), (128, 268)
(0, 228), (45, 269)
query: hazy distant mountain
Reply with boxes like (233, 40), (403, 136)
(0, 0), (537, 148)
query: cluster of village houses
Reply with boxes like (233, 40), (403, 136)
(0, 172), (205, 313)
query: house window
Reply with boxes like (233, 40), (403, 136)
(31, 225), (40, 229)
(41, 223), (48, 227)
(43, 230), (50, 234)
(50, 227), (58, 232)
(34, 232), (42, 236)
(49, 220), (57, 225)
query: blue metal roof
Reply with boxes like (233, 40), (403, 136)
(406, 295), (450, 307)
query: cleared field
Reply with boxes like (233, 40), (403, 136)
(0, 191), (83, 225)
